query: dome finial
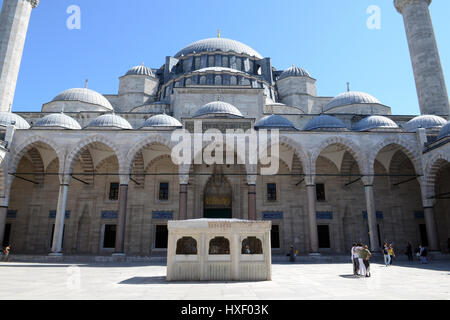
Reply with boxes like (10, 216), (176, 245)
(217, 29), (221, 38)
(346, 82), (350, 92)
(85, 78), (88, 89)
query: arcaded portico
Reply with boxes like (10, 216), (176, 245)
(0, 0), (448, 258)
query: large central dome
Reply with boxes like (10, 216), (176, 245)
(175, 38), (263, 59)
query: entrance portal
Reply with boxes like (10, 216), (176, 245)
(204, 168), (232, 219)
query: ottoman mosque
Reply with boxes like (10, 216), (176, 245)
(0, 0), (448, 257)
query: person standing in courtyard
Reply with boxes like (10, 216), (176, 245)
(382, 243), (390, 266)
(388, 244), (395, 265)
(361, 245), (372, 277)
(2, 244), (10, 262)
(406, 242), (413, 263)
(419, 245), (428, 264)
(358, 243), (366, 277)
(351, 243), (360, 276)
(288, 245), (296, 263)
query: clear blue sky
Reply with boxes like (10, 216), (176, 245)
(4, 0), (450, 115)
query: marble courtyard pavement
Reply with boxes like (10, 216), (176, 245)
(0, 260), (449, 300)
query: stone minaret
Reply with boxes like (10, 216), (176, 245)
(395, 0), (450, 117)
(0, 0), (39, 113)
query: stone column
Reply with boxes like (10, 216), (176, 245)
(114, 184), (128, 255)
(423, 206), (440, 251)
(0, 206), (7, 245)
(362, 179), (380, 252)
(179, 184), (188, 221)
(306, 184), (319, 254)
(0, 0), (39, 112)
(248, 184), (256, 221)
(418, 177), (440, 251)
(395, 0), (450, 117)
(50, 182), (69, 255)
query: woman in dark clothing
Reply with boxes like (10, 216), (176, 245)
(406, 242), (413, 262)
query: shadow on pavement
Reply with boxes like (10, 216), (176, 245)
(119, 276), (267, 285)
(339, 274), (360, 279)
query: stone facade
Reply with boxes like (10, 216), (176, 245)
(0, 1), (448, 257)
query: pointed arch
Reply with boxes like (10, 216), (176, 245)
(9, 135), (64, 176)
(311, 136), (367, 175)
(126, 134), (174, 175)
(66, 135), (125, 175)
(368, 137), (422, 175)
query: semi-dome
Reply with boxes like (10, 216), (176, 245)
(45, 88), (113, 112)
(325, 91), (381, 112)
(193, 101), (244, 118)
(86, 113), (132, 130)
(278, 65), (311, 81)
(437, 122), (450, 140)
(254, 115), (297, 130)
(125, 65), (154, 77)
(0, 112), (30, 129)
(403, 115), (447, 132)
(353, 115), (400, 132)
(33, 113), (81, 130)
(175, 38), (263, 59)
(304, 115), (347, 131)
(140, 114), (182, 129)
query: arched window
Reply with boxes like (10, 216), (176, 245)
(230, 76), (237, 86)
(195, 57), (201, 70)
(241, 237), (263, 254)
(223, 56), (229, 68)
(214, 75), (222, 85)
(208, 55), (215, 67)
(236, 58), (242, 71)
(200, 76), (206, 85)
(209, 237), (230, 255)
(176, 237), (197, 255)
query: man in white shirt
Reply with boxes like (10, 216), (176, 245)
(351, 243), (360, 276)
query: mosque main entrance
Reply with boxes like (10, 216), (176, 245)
(203, 168), (232, 219)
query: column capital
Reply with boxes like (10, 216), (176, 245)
(394, 0), (431, 14)
(26, 0), (40, 9)
(361, 175), (374, 186)
(247, 175), (257, 186)
(422, 198), (436, 208)
(179, 174), (190, 185)
(59, 174), (72, 185)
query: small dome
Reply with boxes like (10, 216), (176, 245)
(86, 114), (132, 130)
(175, 38), (262, 59)
(33, 113), (81, 130)
(193, 101), (244, 118)
(141, 114), (182, 129)
(255, 115), (297, 130)
(325, 91), (381, 112)
(50, 88), (113, 111)
(278, 65), (310, 81)
(0, 112), (30, 129)
(437, 122), (450, 140)
(353, 116), (400, 131)
(304, 115), (347, 131)
(125, 65), (154, 77)
(403, 115), (447, 132)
